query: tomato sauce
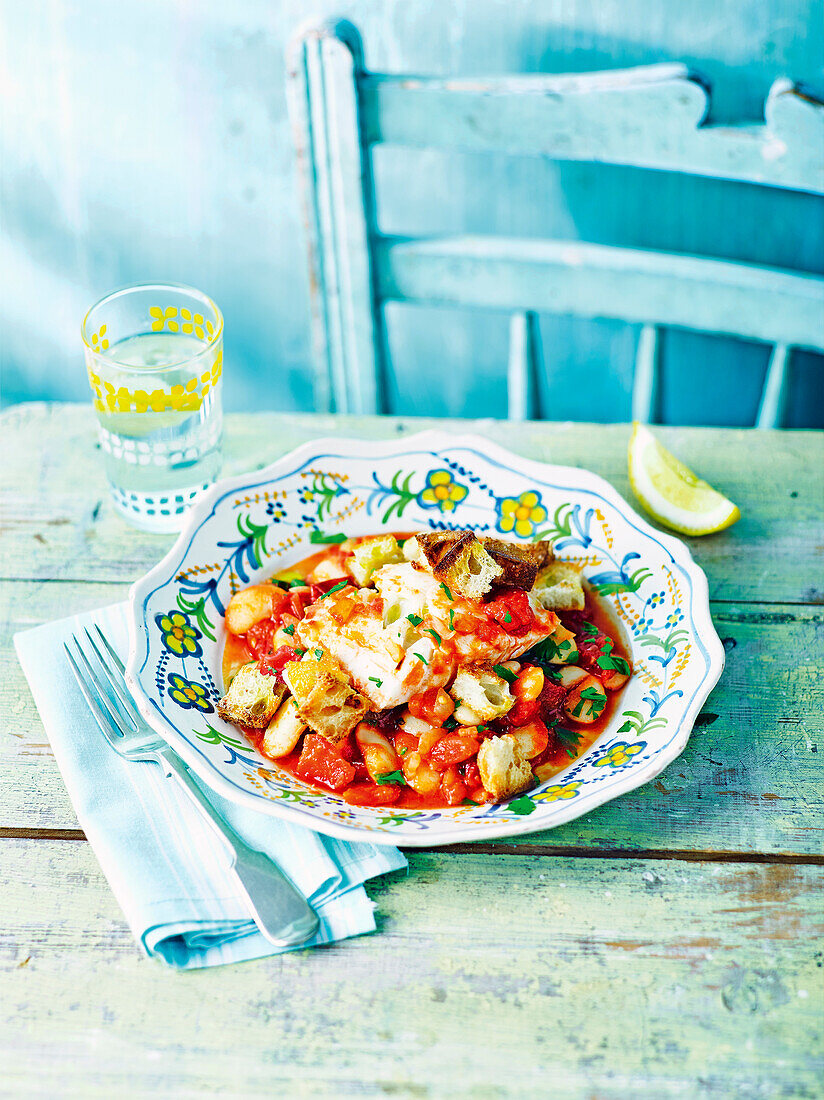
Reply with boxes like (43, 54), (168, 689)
(222, 533), (632, 809)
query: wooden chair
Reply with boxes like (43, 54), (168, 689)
(286, 19), (824, 426)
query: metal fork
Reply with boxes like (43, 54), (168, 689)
(64, 626), (319, 948)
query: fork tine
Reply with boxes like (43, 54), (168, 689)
(64, 640), (130, 748)
(93, 624), (126, 675)
(83, 627), (141, 728)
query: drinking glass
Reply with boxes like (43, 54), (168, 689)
(81, 283), (224, 532)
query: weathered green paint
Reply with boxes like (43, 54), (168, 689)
(2, 403), (822, 1097)
(1, 842), (822, 1097)
(2, 405), (822, 603)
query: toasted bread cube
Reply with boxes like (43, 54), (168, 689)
(477, 734), (534, 801)
(451, 665), (514, 725)
(348, 534), (404, 586)
(534, 561), (586, 611)
(481, 538), (554, 591)
(407, 531), (502, 600)
(284, 653), (369, 744)
(217, 662), (286, 729)
(262, 697), (306, 758)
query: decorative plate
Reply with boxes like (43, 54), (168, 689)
(126, 431), (724, 847)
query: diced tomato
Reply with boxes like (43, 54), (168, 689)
(258, 645), (302, 678)
(576, 635), (608, 675)
(289, 591), (310, 620)
(484, 588), (535, 635)
(506, 696), (539, 727)
(536, 677), (568, 726)
(337, 733), (356, 761)
(269, 586), (291, 617)
(394, 731), (419, 759)
(476, 619), (502, 643)
(309, 577), (349, 603)
(245, 620), (275, 660)
(408, 687), (454, 725)
(341, 783), (402, 806)
(459, 760), (481, 790)
(440, 765), (467, 806)
(296, 734), (356, 791)
(429, 734), (480, 770)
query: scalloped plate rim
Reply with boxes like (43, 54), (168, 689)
(125, 429), (725, 848)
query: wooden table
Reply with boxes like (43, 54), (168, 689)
(2, 403), (822, 1098)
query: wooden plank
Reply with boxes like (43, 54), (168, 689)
(2, 405), (821, 605)
(361, 68), (824, 195)
(1, 840), (821, 1097)
(3, 580), (821, 858)
(286, 19), (384, 414)
(375, 235), (824, 352)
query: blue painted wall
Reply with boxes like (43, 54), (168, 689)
(3, 0), (822, 425)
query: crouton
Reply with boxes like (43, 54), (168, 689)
(261, 697), (306, 758)
(451, 665), (514, 725)
(217, 662), (286, 728)
(534, 561), (586, 611)
(283, 651), (369, 744)
(481, 538), (554, 591)
(347, 534), (405, 586)
(406, 530), (502, 600)
(477, 734), (535, 801)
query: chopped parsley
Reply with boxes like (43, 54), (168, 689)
(582, 622), (600, 636)
(493, 664), (517, 684)
(524, 634), (579, 667)
(594, 637), (631, 675)
(289, 578), (307, 588)
(406, 613), (423, 626)
(448, 608), (455, 631)
(309, 529), (347, 544)
(320, 580), (349, 599)
(368, 676), (383, 688)
(376, 770), (407, 786)
(461, 797), (481, 807)
(443, 715), (459, 730)
(572, 686), (607, 720)
(282, 623), (295, 636)
(556, 727), (583, 759)
(440, 581), (453, 601)
(314, 647), (324, 661)
(412, 651), (428, 665)
(502, 612), (512, 624)
(424, 627), (442, 644)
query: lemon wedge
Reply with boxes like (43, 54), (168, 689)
(628, 423), (741, 535)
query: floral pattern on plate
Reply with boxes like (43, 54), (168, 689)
(126, 431), (724, 847)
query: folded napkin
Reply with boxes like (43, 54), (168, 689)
(14, 603), (406, 969)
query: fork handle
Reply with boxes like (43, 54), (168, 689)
(158, 749), (320, 948)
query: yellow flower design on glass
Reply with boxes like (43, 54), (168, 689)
(167, 673), (213, 713)
(156, 611), (202, 658)
(418, 469), (468, 513)
(534, 781), (581, 802)
(149, 305), (217, 342)
(90, 325), (109, 352)
(594, 741), (646, 768)
(497, 490), (547, 538)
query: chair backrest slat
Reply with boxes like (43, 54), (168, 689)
(361, 70), (824, 195)
(375, 235), (824, 352)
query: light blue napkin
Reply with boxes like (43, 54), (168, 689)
(14, 602), (406, 969)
